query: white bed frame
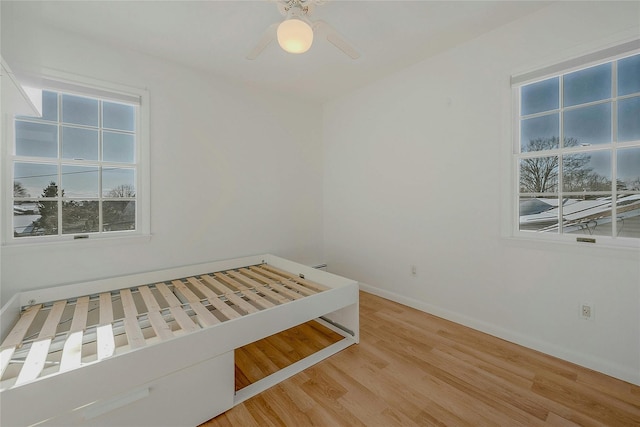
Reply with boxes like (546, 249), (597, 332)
(0, 254), (359, 426)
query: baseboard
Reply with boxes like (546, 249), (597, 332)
(359, 282), (640, 386)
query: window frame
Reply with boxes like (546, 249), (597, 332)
(2, 71), (150, 246)
(511, 43), (640, 250)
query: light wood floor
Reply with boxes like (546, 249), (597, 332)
(202, 291), (640, 426)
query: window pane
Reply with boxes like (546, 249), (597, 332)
(615, 194), (640, 239)
(62, 200), (98, 234)
(103, 101), (135, 131)
(563, 63), (611, 107)
(14, 200), (59, 237)
(14, 162), (58, 198)
(61, 165), (99, 197)
(618, 147), (640, 191)
(103, 131), (135, 163)
(62, 94), (99, 127)
(618, 54), (640, 96)
(564, 103), (611, 146)
(103, 201), (135, 231)
(520, 156), (558, 193)
(62, 126), (99, 160)
(618, 96), (640, 143)
(562, 195), (613, 236)
(41, 91), (58, 122)
(102, 167), (135, 197)
(519, 196), (559, 232)
(563, 151), (611, 192)
(521, 114), (559, 152)
(521, 77), (559, 116)
(14, 200), (55, 237)
(15, 121), (58, 158)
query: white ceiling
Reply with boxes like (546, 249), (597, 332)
(6, 1), (551, 103)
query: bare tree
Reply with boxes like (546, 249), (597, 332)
(520, 137), (610, 193)
(13, 181), (30, 198)
(107, 184), (135, 198)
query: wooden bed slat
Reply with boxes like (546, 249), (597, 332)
(15, 340), (51, 385)
(99, 293), (114, 326)
(248, 267), (315, 297)
(1, 305), (42, 377)
(147, 311), (174, 341)
(214, 273), (275, 309)
(69, 297), (89, 333)
(168, 307), (199, 334)
(97, 290), (116, 360)
(200, 275), (231, 296)
(238, 268), (303, 300)
(59, 331), (83, 373)
(138, 286), (162, 312)
(0, 304), (42, 349)
(155, 282), (183, 308)
(186, 277), (218, 299)
(59, 297), (90, 372)
(120, 289), (146, 350)
(96, 324), (115, 361)
(187, 277), (242, 321)
(155, 283), (201, 333)
(0, 348), (16, 379)
(138, 286), (174, 340)
(227, 271), (290, 304)
(223, 292), (260, 315)
(14, 300), (67, 384)
(201, 275), (259, 315)
(39, 301), (66, 340)
(171, 280), (220, 327)
(258, 264), (329, 292)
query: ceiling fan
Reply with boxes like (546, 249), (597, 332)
(247, 0), (360, 59)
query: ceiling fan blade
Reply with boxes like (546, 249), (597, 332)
(247, 22), (279, 60)
(313, 19), (360, 59)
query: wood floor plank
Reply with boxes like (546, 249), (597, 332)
(201, 291), (640, 427)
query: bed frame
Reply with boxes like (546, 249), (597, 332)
(0, 254), (359, 426)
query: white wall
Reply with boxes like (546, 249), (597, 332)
(1, 7), (324, 303)
(323, 2), (640, 385)
(2, 0), (639, 386)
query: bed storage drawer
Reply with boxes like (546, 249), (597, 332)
(42, 351), (234, 427)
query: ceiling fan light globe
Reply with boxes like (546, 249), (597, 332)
(277, 19), (313, 54)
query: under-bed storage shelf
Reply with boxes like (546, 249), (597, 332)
(0, 255), (359, 426)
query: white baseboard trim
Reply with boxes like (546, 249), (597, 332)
(359, 282), (640, 386)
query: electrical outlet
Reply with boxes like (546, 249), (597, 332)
(580, 302), (594, 320)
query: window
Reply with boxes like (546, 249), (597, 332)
(6, 76), (149, 243)
(514, 48), (640, 246)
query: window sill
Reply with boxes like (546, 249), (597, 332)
(504, 233), (640, 254)
(2, 233), (152, 254)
